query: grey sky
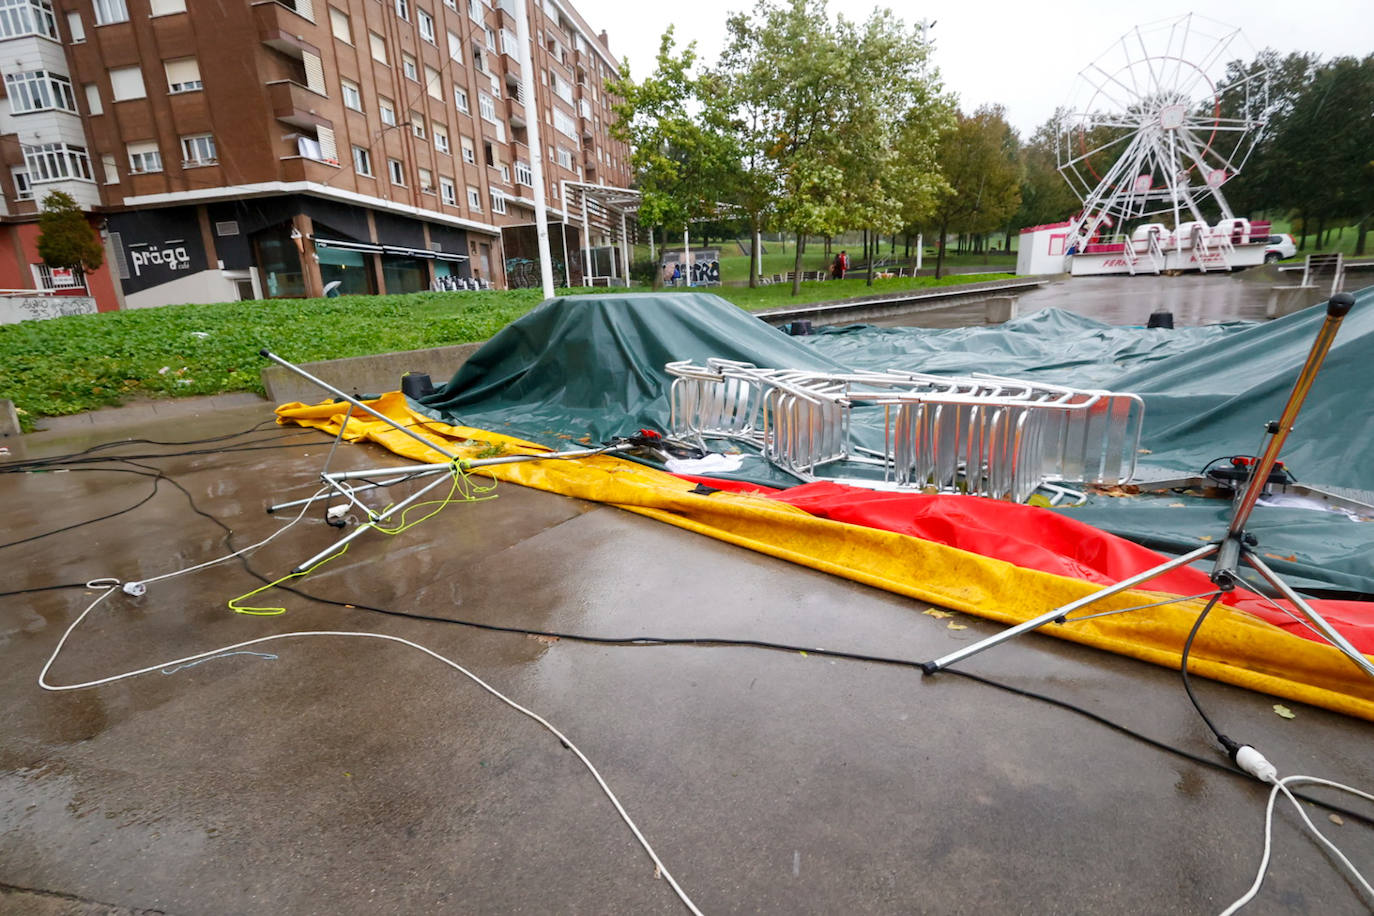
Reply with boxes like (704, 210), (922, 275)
(580, 0), (1374, 136)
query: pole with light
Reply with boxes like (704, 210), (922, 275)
(514, 0), (555, 299)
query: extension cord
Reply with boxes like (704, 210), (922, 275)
(1234, 746), (1278, 784)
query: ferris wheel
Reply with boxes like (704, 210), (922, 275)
(1056, 14), (1270, 248)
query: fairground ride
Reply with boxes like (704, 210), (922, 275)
(1018, 15), (1273, 277)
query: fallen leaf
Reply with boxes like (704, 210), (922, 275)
(947, 622), (967, 631)
(924, 608), (954, 619)
(555, 433), (573, 440)
(799, 650), (808, 657)
(527, 634), (560, 645)
(1273, 704), (1296, 719)
(1329, 814), (1344, 826)
(1138, 448), (1152, 455)
(1198, 535), (1215, 541)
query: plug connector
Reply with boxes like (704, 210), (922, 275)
(1234, 745), (1278, 784)
(122, 581), (147, 597)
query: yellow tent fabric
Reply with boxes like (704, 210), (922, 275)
(276, 392), (1374, 722)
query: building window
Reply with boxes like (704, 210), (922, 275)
(418, 167), (434, 193)
(379, 97), (396, 125)
(553, 108), (576, 139)
(127, 140), (162, 174)
(402, 53), (417, 81)
(466, 186), (480, 210)
(149, 0), (185, 14)
(65, 9), (83, 41)
(369, 31), (388, 64)
(352, 145), (372, 176)
(11, 167), (32, 200)
(4, 71), (77, 114)
(460, 136), (475, 164)
(418, 8), (434, 42)
(23, 142), (94, 182)
(411, 112), (426, 139)
(93, 0), (127, 26)
(447, 30), (462, 61)
(454, 86), (469, 113)
(434, 125), (450, 154)
(484, 25), (495, 50)
(514, 160), (532, 185)
(181, 133), (216, 166)
(388, 157), (405, 184)
(33, 263), (86, 291)
(83, 82), (102, 115)
(100, 153), (117, 184)
(394, 0), (409, 20)
(467, 0), (480, 21)
(109, 65), (146, 101)
(478, 92), (495, 122)
(163, 57), (202, 94)
(0, 0), (57, 39)
(490, 188), (506, 214)
(341, 78), (362, 110)
(329, 6), (350, 42)
(424, 65), (443, 100)
(556, 146), (573, 169)
(439, 176), (456, 204)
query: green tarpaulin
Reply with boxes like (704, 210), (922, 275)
(417, 287), (1374, 596)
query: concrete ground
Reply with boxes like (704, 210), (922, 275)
(3, 400), (1373, 915)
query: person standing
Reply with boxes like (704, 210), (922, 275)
(838, 250), (849, 279)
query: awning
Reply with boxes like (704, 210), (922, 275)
(314, 237), (467, 261)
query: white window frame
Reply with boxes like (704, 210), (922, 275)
(417, 8), (434, 43)
(417, 166), (434, 193)
(379, 97), (397, 125)
(341, 78), (362, 111)
(388, 157), (405, 185)
(489, 188), (506, 214)
(402, 53), (418, 81)
(466, 186), (481, 210)
(4, 70), (77, 114)
(24, 142), (94, 182)
(352, 145), (372, 176)
(127, 140), (162, 174)
(439, 176), (456, 204)
(447, 30), (462, 62)
(93, 0), (127, 27)
(454, 86), (469, 113)
(478, 91), (495, 122)
(411, 112), (426, 139)
(11, 167), (32, 201)
(1, 0), (58, 39)
(514, 160), (532, 186)
(369, 31), (388, 64)
(434, 125), (450, 154)
(460, 137), (475, 164)
(180, 133), (216, 167)
(395, 0), (409, 20)
(163, 57), (202, 94)
(424, 65), (443, 100)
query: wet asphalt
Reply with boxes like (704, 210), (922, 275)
(4, 279), (1374, 913)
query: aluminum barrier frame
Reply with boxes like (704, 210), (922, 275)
(665, 360), (1144, 500)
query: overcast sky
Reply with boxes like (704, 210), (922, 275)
(578, 0), (1374, 136)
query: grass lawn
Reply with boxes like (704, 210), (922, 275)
(633, 242), (1016, 284)
(0, 272), (1010, 429)
(1264, 218), (1369, 259)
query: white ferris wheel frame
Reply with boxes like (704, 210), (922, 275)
(1056, 14), (1270, 248)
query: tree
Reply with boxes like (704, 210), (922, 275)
(610, 28), (742, 289)
(720, 0), (949, 295)
(37, 191), (104, 273)
(929, 106), (1022, 277)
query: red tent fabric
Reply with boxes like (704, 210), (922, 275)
(678, 476), (1374, 654)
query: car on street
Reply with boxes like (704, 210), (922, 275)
(1265, 233), (1297, 262)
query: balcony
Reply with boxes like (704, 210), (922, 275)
(507, 94), (526, 128)
(267, 80), (331, 130)
(580, 116), (594, 141)
(253, 1), (320, 60)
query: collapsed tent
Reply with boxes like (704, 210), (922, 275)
(274, 290), (1374, 720)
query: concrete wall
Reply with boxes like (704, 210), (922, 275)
(0, 294), (97, 324)
(123, 268), (240, 309)
(261, 342), (486, 405)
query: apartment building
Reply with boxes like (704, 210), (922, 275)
(0, 0), (631, 309)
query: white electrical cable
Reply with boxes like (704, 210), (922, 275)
(39, 584), (704, 915)
(1219, 773), (1374, 915)
(124, 487), (330, 593)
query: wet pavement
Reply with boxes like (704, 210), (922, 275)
(872, 270), (1323, 329)
(3, 402), (1374, 913)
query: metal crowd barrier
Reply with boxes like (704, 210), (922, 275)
(665, 360), (1144, 501)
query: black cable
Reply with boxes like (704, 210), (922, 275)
(0, 467), (164, 551)
(1179, 593), (1244, 757)
(0, 582), (91, 598)
(0, 418), (282, 469)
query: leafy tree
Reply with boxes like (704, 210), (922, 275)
(929, 105), (1022, 277)
(610, 28), (742, 288)
(720, 0), (949, 294)
(37, 191), (104, 272)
